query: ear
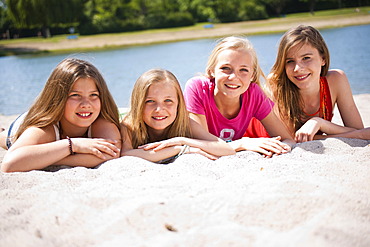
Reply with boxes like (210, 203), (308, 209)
(321, 57), (326, 66)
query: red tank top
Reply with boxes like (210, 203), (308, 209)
(243, 76), (333, 138)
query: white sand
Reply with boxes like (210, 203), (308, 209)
(1, 94), (369, 247)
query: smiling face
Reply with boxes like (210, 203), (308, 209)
(212, 49), (254, 99)
(60, 77), (101, 136)
(285, 43), (325, 90)
(142, 82), (178, 136)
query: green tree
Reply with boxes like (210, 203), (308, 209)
(6, 0), (83, 38)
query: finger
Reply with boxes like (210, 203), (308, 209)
(153, 143), (169, 151)
(197, 150), (218, 160)
(98, 144), (118, 157)
(91, 148), (106, 160)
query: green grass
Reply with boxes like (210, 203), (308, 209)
(0, 6), (369, 56)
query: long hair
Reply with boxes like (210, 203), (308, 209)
(205, 36), (266, 87)
(123, 69), (191, 148)
(268, 25), (330, 131)
(14, 58), (120, 141)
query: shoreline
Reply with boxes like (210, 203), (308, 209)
(1, 12), (369, 56)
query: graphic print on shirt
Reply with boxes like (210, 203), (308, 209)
(219, 128), (235, 142)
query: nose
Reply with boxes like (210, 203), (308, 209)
(80, 97), (91, 108)
(154, 102), (164, 112)
(228, 71), (237, 80)
(294, 62), (303, 72)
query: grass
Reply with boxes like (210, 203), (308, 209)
(0, 6), (369, 56)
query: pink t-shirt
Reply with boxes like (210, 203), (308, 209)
(184, 76), (273, 141)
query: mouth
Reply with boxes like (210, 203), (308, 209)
(76, 112), (93, 118)
(152, 116), (167, 120)
(225, 83), (240, 89)
(294, 74), (310, 81)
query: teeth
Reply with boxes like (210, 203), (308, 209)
(296, 74), (309, 80)
(153, 116), (166, 120)
(78, 113), (91, 117)
(225, 84), (239, 89)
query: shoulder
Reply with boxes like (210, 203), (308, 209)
(11, 125), (56, 148)
(326, 69), (351, 92)
(186, 76), (211, 88)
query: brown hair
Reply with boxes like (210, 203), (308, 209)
(14, 58), (120, 140)
(123, 69), (192, 148)
(268, 25), (330, 130)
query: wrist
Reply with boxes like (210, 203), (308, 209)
(66, 136), (76, 155)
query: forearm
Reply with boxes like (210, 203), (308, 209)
(122, 146), (182, 163)
(55, 153), (111, 167)
(2, 140), (71, 172)
(318, 127), (370, 140)
(180, 137), (235, 156)
(319, 119), (358, 135)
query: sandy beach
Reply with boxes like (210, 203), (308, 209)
(0, 93), (369, 246)
(1, 13), (370, 246)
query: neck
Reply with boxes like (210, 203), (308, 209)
(59, 121), (89, 138)
(147, 126), (169, 143)
(214, 93), (241, 119)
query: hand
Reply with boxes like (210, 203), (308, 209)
(295, 117), (321, 143)
(239, 136), (291, 158)
(138, 137), (184, 151)
(70, 138), (120, 160)
(184, 146), (219, 160)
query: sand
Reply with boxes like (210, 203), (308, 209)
(0, 94), (369, 246)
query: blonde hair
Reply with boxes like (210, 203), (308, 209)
(268, 25), (330, 131)
(14, 58), (120, 141)
(205, 36), (265, 87)
(123, 69), (191, 148)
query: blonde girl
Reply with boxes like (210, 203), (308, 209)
(184, 36), (295, 157)
(120, 69), (235, 163)
(268, 25), (367, 142)
(1, 58), (121, 172)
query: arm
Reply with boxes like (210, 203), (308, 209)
(53, 117), (122, 166)
(1, 126), (118, 173)
(227, 111), (294, 158)
(120, 123), (184, 163)
(190, 112), (295, 157)
(141, 118), (235, 157)
(328, 70), (363, 129)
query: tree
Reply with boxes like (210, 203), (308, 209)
(6, 0), (83, 38)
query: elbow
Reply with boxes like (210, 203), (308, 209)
(1, 161), (18, 173)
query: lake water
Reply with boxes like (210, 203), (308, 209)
(0, 24), (369, 116)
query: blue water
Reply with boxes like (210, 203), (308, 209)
(0, 24), (369, 115)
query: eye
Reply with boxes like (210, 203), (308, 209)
(164, 99), (174, 103)
(69, 93), (80, 98)
(240, 68), (249, 73)
(220, 66), (230, 71)
(145, 99), (154, 104)
(303, 56), (311, 60)
(90, 93), (100, 97)
(286, 59), (294, 64)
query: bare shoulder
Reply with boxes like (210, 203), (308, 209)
(326, 69), (348, 85)
(326, 69), (352, 96)
(11, 125), (56, 148)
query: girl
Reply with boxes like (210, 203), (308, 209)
(1, 58), (121, 172)
(120, 69), (235, 163)
(267, 25), (367, 142)
(184, 36), (295, 157)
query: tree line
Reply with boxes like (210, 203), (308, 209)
(0, 0), (368, 39)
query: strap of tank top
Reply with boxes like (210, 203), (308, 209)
(319, 76), (333, 121)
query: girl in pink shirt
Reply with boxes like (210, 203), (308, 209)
(184, 36), (295, 157)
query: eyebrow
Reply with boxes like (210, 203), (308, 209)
(286, 52), (314, 60)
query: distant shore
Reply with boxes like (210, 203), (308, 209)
(1, 11), (370, 56)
